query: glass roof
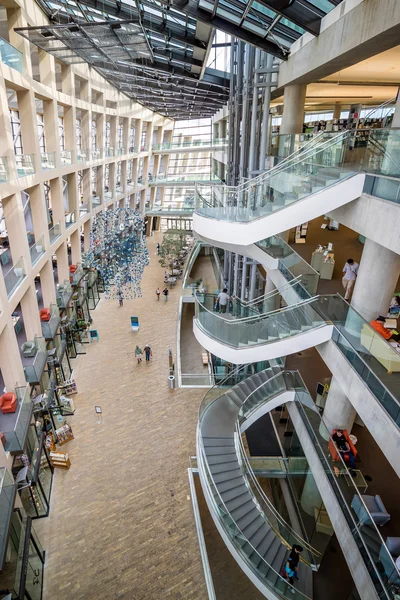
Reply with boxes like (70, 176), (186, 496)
(16, 0), (342, 119)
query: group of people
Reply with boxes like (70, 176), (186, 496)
(156, 287), (169, 301)
(135, 344), (152, 363)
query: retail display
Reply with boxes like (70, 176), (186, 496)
(50, 451), (71, 469)
(55, 424), (74, 446)
(57, 378), (77, 396)
(294, 222), (308, 244)
(311, 245), (335, 280)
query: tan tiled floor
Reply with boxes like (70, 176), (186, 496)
(35, 234), (207, 600)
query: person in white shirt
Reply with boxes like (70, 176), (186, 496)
(217, 288), (230, 313)
(342, 258), (359, 301)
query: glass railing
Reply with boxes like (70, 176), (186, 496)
(22, 336), (47, 383)
(92, 147), (102, 160)
(268, 132), (320, 159)
(362, 129), (400, 178)
(70, 263), (84, 285)
(16, 153), (35, 177)
(65, 211), (75, 228)
(49, 221), (62, 244)
(126, 183), (135, 193)
(4, 256), (26, 298)
(40, 303), (61, 339)
(29, 235), (45, 265)
(41, 151), (56, 170)
(151, 173), (221, 184)
(256, 236), (320, 298)
(116, 183), (124, 193)
(128, 145), (138, 154)
(92, 195), (101, 205)
(105, 147), (115, 158)
(104, 190), (113, 200)
(140, 143), (149, 152)
(0, 467), (15, 566)
(196, 132), (355, 222)
(0, 156), (9, 182)
(0, 36), (23, 72)
(145, 203), (195, 215)
(363, 174), (400, 204)
(198, 368), (313, 600)
(180, 373), (214, 387)
(117, 147), (126, 156)
(153, 138), (228, 151)
(0, 386), (33, 453)
(79, 203), (89, 217)
(60, 150), (73, 166)
(56, 280), (73, 308)
(195, 292), (324, 348)
(77, 148), (89, 163)
(182, 240), (203, 288)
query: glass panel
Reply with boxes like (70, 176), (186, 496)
(4, 257), (26, 298)
(41, 152), (56, 170)
(60, 150), (73, 166)
(77, 148), (89, 162)
(29, 235), (45, 266)
(40, 303), (61, 339)
(65, 211), (75, 228)
(0, 155), (10, 182)
(49, 221), (62, 244)
(0, 36), (23, 72)
(23, 337), (47, 384)
(16, 154), (35, 177)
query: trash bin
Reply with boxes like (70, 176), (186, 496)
(168, 375), (175, 389)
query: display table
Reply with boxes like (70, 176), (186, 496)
(311, 247), (335, 280)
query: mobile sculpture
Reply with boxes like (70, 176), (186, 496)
(83, 208), (149, 300)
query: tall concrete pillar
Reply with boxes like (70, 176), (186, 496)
(392, 88), (400, 128)
(320, 376), (356, 440)
(40, 260), (56, 307)
(241, 257), (248, 301)
(265, 274), (280, 311)
(280, 84), (306, 134)
(333, 103), (342, 121)
(300, 470), (323, 517)
(20, 285), (41, 341)
(0, 320), (26, 390)
(351, 238), (400, 323)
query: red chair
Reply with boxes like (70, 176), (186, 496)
(69, 265), (77, 274)
(39, 308), (51, 322)
(0, 392), (17, 414)
(328, 429), (357, 463)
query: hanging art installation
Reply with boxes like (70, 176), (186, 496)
(83, 208), (149, 300)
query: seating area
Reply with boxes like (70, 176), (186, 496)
(351, 494), (391, 527)
(21, 340), (36, 358)
(0, 392), (17, 414)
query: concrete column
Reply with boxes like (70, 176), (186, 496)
(265, 274), (280, 311)
(17, 89), (41, 166)
(392, 88), (400, 128)
(61, 64), (75, 96)
(39, 260), (56, 307)
(320, 376), (356, 440)
(7, 7), (33, 77)
(30, 184), (50, 249)
(351, 238), (400, 323)
(83, 220), (91, 252)
(2, 193), (30, 268)
(233, 254), (239, 296)
(280, 84), (306, 134)
(50, 177), (66, 234)
(38, 49), (56, 90)
(300, 470), (323, 517)
(70, 230), (81, 264)
(333, 103), (342, 121)
(20, 285), (41, 340)
(43, 98), (61, 168)
(56, 244), (69, 283)
(0, 320), (26, 390)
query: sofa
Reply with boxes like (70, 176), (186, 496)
(360, 323), (400, 374)
(351, 494), (391, 527)
(328, 429), (358, 464)
(39, 308), (51, 322)
(21, 340), (37, 358)
(0, 392), (17, 414)
(379, 537), (400, 585)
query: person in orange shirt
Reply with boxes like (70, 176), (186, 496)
(370, 316), (400, 342)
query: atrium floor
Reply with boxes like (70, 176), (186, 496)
(35, 234), (207, 600)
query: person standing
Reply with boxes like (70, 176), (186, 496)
(118, 290), (123, 307)
(163, 287), (169, 302)
(135, 345), (143, 364)
(156, 242), (160, 255)
(342, 258), (358, 301)
(156, 287), (161, 301)
(143, 344), (152, 361)
(217, 288), (230, 313)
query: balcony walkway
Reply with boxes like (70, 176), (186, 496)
(35, 234), (207, 600)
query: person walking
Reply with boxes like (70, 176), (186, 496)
(287, 545), (303, 582)
(156, 242), (160, 255)
(342, 258), (359, 301)
(156, 287), (161, 301)
(216, 288), (230, 313)
(143, 344), (152, 361)
(163, 287), (169, 302)
(118, 290), (123, 307)
(135, 345), (143, 364)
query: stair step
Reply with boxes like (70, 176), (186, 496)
(230, 499), (256, 522)
(213, 469), (242, 484)
(203, 437), (235, 447)
(207, 454), (239, 465)
(210, 461), (239, 475)
(241, 514), (265, 540)
(217, 476), (245, 493)
(225, 490), (252, 511)
(237, 507), (260, 531)
(205, 446), (236, 456)
(220, 484), (249, 503)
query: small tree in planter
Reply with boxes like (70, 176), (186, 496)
(158, 229), (187, 270)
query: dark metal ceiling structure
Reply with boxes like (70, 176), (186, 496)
(16, 0), (342, 119)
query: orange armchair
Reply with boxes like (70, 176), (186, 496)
(39, 308), (51, 322)
(328, 429), (357, 463)
(69, 265), (77, 274)
(0, 392), (17, 414)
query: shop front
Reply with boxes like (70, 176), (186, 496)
(12, 427), (53, 519)
(0, 509), (45, 600)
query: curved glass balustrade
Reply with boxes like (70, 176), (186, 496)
(195, 132), (357, 222)
(198, 368), (399, 600)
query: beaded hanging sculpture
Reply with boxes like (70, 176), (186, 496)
(83, 208), (149, 300)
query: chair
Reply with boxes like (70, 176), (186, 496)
(39, 308), (51, 322)
(328, 429), (358, 464)
(0, 392), (17, 414)
(21, 340), (37, 358)
(0, 251), (9, 266)
(69, 264), (77, 274)
(379, 538), (400, 585)
(351, 494), (391, 526)
(89, 330), (99, 343)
